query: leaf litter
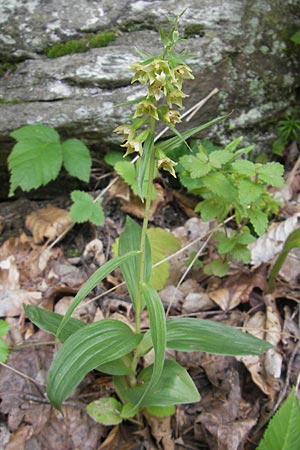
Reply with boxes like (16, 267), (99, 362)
(1, 157), (300, 450)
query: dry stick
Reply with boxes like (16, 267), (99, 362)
(44, 88), (219, 249)
(0, 362), (46, 387)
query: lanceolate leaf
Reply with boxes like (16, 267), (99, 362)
(118, 217), (151, 309)
(257, 387), (300, 450)
(56, 250), (140, 339)
(165, 318), (272, 355)
(137, 131), (154, 199)
(47, 319), (142, 411)
(24, 305), (133, 375)
(118, 359), (200, 407)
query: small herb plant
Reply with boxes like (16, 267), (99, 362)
(0, 320), (10, 363)
(175, 138), (284, 275)
(25, 17), (272, 424)
(7, 124), (104, 225)
(272, 113), (300, 155)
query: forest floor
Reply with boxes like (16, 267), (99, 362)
(0, 143), (300, 450)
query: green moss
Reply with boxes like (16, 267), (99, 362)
(184, 24), (205, 37)
(47, 31), (117, 58)
(0, 62), (17, 77)
(0, 98), (22, 104)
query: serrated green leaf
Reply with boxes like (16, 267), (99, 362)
(230, 245), (251, 263)
(238, 179), (264, 204)
(10, 124), (60, 144)
(216, 234), (236, 254)
(0, 319), (9, 337)
(117, 359), (200, 407)
(201, 172), (237, 201)
(247, 209), (268, 235)
(8, 140), (63, 196)
(231, 159), (256, 177)
(147, 228), (180, 290)
(203, 259), (229, 277)
(208, 150), (233, 168)
(104, 151), (124, 167)
(69, 190), (104, 225)
(235, 227), (256, 245)
(47, 319), (142, 410)
(87, 397), (123, 425)
(257, 387), (300, 450)
(61, 139), (91, 182)
(118, 217), (151, 310)
(179, 153), (210, 178)
(256, 162), (284, 187)
(0, 339), (9, 364)
(165, 317), (273, 355)
(196, 197), (230, 222)
(115, 160), (156, 199)
(225, 136), (243, 152)
(56, 251), (140, 339)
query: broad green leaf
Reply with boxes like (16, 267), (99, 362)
(208, 150), (233, 168)
(104, 151), (124, 166)
(165, 317), (272, 355)
(61, 139), (91, 182)
(201, 172), (237, 202)
(0, 320), (9, 363)
(0, 319), (9, 337)
(257, 387), (300, 450)
(87, 397), (123, 425)
(291, 30), (300, 44)
(159, 114), (228, 154)
(238, 179), (264, 204)
(56, 250), (140, 339)
(247, 209), (268, 235)
(231, 159), (256, 177)
(8, 139), (63, 196)
(196, 197), (230, 222)
(203, 259), (229, 276)
(24, 305), (133, 375)
(69, 190), (104, 225)
(47, 319), (142, 410)
(118, 217), (151, 309)
(215, 232), (236, 254)
(132, 283), (166, 409)
(230, 245), (251, 264)
(179, 153), (210, 178)
(147, 228), (180, 290)
(268, 228), (300, 292)
(145, 404), (176, 417)
(256, 162), (284, 187)
(0, 339), (9, 364)
(10, 124), (60, 144)
(118, 359), (200, 407)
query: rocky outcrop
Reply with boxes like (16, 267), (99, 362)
(0, 0), (299, 165)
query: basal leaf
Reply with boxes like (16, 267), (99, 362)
(257, 387), (300, 450)
(145, 404), (176, 417)
(118, 359), (200, 407)
(62, 139), (91, 182)
(87, 397), (123, 425)
(256, 162), (284, 187)
(69, 190), (104, 225)
(118, 217), (151, 309)
(8, 140), (63, 196)
(165, 317), (272, 355)
(47, 319), (142, 410)
(56, 251), (140, 339)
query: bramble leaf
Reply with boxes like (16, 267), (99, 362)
(208, 150), (233, 168)
(70, 190), (104, 225)
(179, 153), (210, 178)
(238, 179), (264, 204)
(196, 197), (229, 222)
(201, 172), (237, 201)
(231, 159), (256, 177)
(61, 139), (91, 182)
(247, 209), (268, 235)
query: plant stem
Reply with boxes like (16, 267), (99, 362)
(135, 120), (156, 333)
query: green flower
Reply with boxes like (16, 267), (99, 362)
(166, 88), (188, 108)
(114, 124), (136, 142)
(121, 138), (143, 157)
(174, 64), (194, 80)
(162, 109), (182, 126)
(133, 100), (159, 120)
(157, 155), (177, 177)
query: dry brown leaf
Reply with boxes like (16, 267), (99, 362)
(249, 213), (300, 265)
(0, 289), (42, 317)
(83, 238), (106, 266)
(54, 296), (96, 323)
(209, 269), (267, 311)
(264, 294), (283, 379)
(0, 256), (20, 290)
(5, 425), (33, 450)
(143, 411), (174, 450)
(25, 205), (73, 243)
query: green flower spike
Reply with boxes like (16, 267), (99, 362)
(156, 148), (177, 177)
(166, 88), (188, 108)
(133, 101), (159, 120)
(162, 109), (182, 126)
(121, 138), (143, 157)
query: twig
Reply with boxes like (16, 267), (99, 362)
(0, 362), (46, 387)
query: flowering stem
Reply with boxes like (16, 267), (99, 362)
(135, 119), (156, 333)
